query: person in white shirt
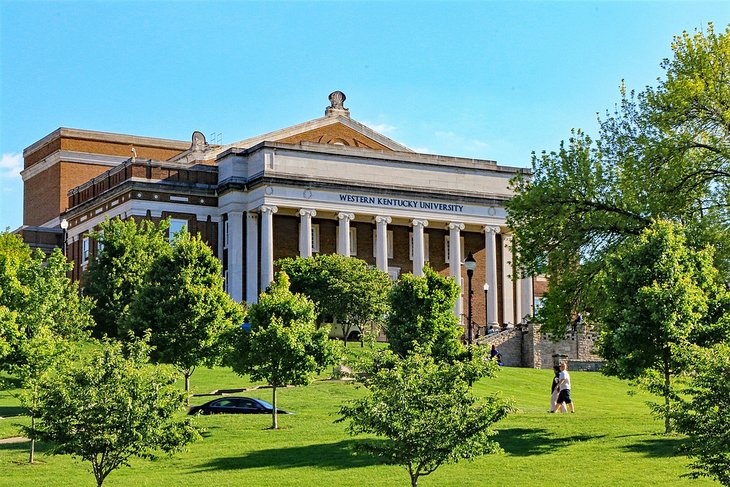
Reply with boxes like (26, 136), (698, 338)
(553, 362), (575, 413)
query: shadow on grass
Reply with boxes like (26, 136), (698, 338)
(496, 428), (605, 456)
(0, 406), (27, 417)
(193, 439), (385, 472)
(621, 436), (686, 458)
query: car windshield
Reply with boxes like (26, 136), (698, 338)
(256, 399), (274, 409)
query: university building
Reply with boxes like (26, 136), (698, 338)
(18, 91), (548, 339)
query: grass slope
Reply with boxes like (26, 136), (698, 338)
(0, 360), (719, 487)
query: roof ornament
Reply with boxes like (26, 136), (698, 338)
(325, 91), (350, 118)
(191, 131), (208, 152)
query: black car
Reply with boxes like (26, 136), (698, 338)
(188, 396), (290, 415)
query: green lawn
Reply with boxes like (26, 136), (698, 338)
(0, 355), (719, 487)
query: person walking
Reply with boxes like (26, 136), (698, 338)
(553, 362), (575, 413)
(550, 365), (565, 413)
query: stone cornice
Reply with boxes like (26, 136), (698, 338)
(23, 127), (189, 159)
(218, 141), (527, 176)
(21, 151), (129, 181)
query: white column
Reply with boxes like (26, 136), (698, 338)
(374, 215), (391, 272)
(520, 276), (534, 323)
(502, 233), (514, 327)
(245, 211), (259, 304)
(298, 208), (317, 258)
(483, 225), (500, 329)
(411, 219), (428, 276)
(448, 222), (465, 320)
(337, 212), (355, 256)
(228, 211), (244, 303)
(260, 205), (278, 290)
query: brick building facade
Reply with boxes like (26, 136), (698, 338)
(19, 92), (556, 345)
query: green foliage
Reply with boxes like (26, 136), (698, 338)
(0, 231), (93, 371)
(279, 254), (391, 345)
(229, 272), (337, 428)
(84, 217), (171, 338)
(506, 23), (730, 336)
(386, 266), (464, 362)
(674, 344), (730, 486)
(126, 232), (244, 397)
(338, 351), (510, 487)
(27, 336), (198, 487)
(597, 220), (720, 433)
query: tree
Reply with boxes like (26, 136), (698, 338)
(279, 254), (391, 346)
(0, 232), (94, 462)
(228, 272), (337, 429)
(27, 336), (198, 487)
(673, 343), (730, 486)
(597, 220), (719, 433)
(126, 232), (244, 401)
(386, 265), (464, 362)
(338, 351), (510, 487)
(506, 24), (730, 336)
(84, 217), (171, 338)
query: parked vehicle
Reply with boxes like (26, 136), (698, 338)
(188, 397), (290, 415)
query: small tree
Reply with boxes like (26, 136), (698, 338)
(338, 351), (509, 487)
(228, 272), (337, 429)
(386, 265), (463, 362)
(598, 220), (717, 433)
(85, 217), (171, 338)
(127, 232), (244, 401)
(0, 232), (94, 462)
(27, 336), (198, 487)
(674, 343), (730, 486)
(279, 254), (391, 346)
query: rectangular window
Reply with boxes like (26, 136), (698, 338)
(373, 229), (394, 259)
(224, 220), (230, 249)
(409, 232), (430, 261)
(336, 227), (358, 256)
(169, 218), (188, 243)
(82, 237), (90, 264)
(311, 224), (320, 253)
(444, 235), (465, 264)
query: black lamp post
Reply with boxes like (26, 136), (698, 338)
(483, 283), (489, 333)
(60, 218), (68, 258)
(464, 252), (476, 386)
(464, 252), (477, 346)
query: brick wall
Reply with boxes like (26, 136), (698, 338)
(277, 123), (391, 151)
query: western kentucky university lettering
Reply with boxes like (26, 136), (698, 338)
(339, 194), (464, 213)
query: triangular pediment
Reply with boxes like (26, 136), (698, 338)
(225, 115), (413, 154)
(277, 122), (393, 150)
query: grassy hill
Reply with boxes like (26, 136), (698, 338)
(0, 359), (719, 486)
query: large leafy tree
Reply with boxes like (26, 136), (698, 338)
(673, 343), (730, 486)
(278, 254), (391, 346)
(28, 336), (198, 487)
(507, 24), (730, 336)
(84, 217), (171, 338)
(597, 220), (720, 433)
(228, 272), (337, 429)
(386, 265), (463, 362)
(126, 232), (245, 401)
(338, 351), (509, 487)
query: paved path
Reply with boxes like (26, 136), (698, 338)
(0, 436), (29, 444)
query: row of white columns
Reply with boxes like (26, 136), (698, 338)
(227, 206), (533, 325)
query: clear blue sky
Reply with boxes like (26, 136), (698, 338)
(1, 1), (728, 230)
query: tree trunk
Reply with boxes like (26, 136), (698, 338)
(271, 385), (278, 429)
(663, 347), (672, 434)
(28, 414), (35, 464)
(184, 371), (191, 407)
(411, 472), (418, 487)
